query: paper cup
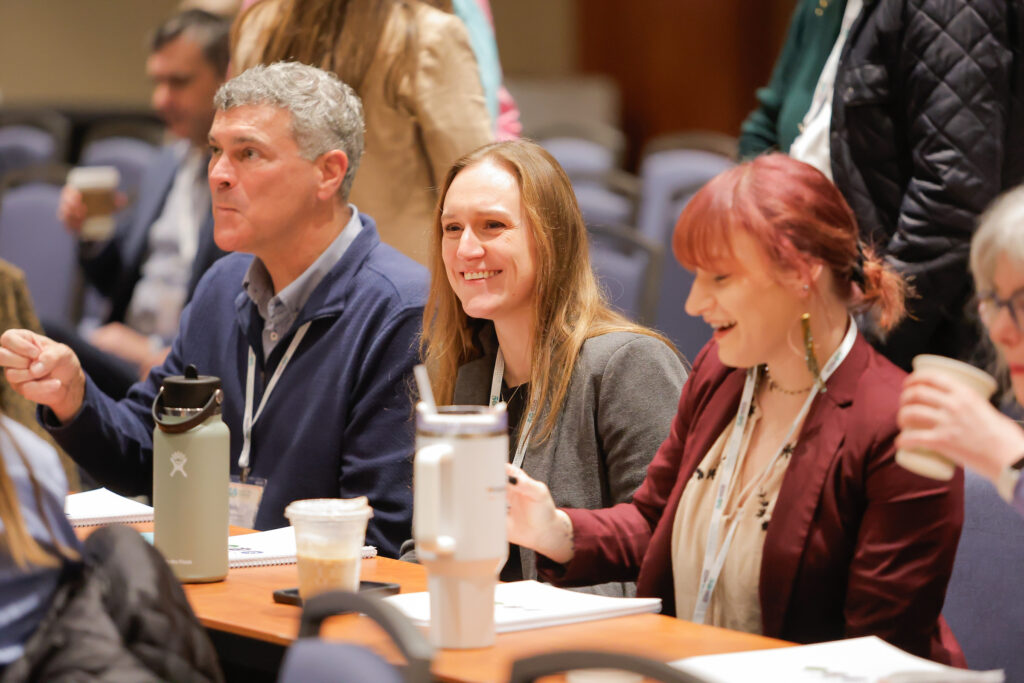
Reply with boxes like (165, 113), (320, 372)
(896, 354), (998, 480)
(67, 166), (120, 241)
(285, 497), (373, 600)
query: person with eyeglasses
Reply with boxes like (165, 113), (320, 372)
(898, 185), (1024, 515)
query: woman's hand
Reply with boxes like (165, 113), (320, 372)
(506, 464), (575, 564)
(897, 371), (1024, 483)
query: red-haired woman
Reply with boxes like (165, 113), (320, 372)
(506, 154), (964, 663)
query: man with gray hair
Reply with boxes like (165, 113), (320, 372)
(0, 62), (428, 557)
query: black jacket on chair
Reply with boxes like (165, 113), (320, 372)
(0, 525), (223, 683)
(830, 0), (1024, 369)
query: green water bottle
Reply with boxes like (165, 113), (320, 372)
(151, 364), (230, 583)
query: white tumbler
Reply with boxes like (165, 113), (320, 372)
(413, 404), (508, 649)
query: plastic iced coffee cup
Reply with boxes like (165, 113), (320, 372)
(67, 166), (120, 241)
(896, 354), (998, 480)
(284, 497), (373, 600)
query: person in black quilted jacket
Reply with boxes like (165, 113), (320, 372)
(739, 0), (1023, 371)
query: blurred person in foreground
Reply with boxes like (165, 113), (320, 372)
(505, 154), (964, 663)
(405, 140), (686, 594)
(899, 186), (1024, 515)
(231, 0), (494, 264)
(0, 407), (220, 680)
(52, 9), (231, 397)
(0, 62), (427, 557)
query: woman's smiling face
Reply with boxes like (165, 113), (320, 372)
(440, 160), (538, 326)
(684, 230), (807, 369)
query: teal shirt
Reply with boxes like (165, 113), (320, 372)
(738, 0), (848, 159)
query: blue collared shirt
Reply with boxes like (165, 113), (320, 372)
(243, 207), (363, 358)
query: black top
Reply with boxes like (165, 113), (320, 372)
(500, 380), (529, 582)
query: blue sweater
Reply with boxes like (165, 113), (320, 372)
(45, 217), (427, 557)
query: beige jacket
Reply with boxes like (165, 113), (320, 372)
(233, 1), (494, 264)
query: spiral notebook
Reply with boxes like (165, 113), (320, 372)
(228, 526), (378, 568)
(64, 488), (154, 527)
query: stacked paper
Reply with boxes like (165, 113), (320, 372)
(228, 526), (378, 568)
(64, 488), (154, 527)
(672, 636), (1003, 683)
(384, 580), (661, 633)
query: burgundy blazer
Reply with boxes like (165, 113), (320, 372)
(542, 334), (964, 665)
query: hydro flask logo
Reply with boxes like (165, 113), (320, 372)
(170, 451), (188, 478)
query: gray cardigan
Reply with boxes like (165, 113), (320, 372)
(454, 328), (687, 595)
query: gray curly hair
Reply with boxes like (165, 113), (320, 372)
(214, 61), (365, 199)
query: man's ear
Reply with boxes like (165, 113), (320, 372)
(315, 150), (348, 201)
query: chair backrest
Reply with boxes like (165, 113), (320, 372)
(942, 469), (1024, 678)
(277, 590), (433, 683)
(535, 120), (627, 179)
(636, 148), (734, 244)
(636, 142), (733, 361)
(573, 169), (641, 228)
(642, 130), (738, 160)
(588, 223), (662, 325)
(0, 109), (71, 179)
(0, 165), (81, 325)
(80, 136), (159, 199)
(508, 649), (709, 683)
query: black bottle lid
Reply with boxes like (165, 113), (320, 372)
(160, 364), (221, 410)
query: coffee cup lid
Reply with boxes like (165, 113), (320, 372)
(285, 497), (373, 522)
(67, 165), (120, 189)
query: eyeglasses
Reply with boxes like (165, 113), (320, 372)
(977, 288), (1024, 331)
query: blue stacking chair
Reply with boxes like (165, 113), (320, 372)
(79, 120), (164, 200)
(588, 223), (662, 325)
(573, 169), (640, 229)
(277, 590), (433, 683)
(509, 650), (708, 683)
(942, 469), (1024, 679)
(535, 121), (626, 180)
(0, 165), (81, 326)
(0, 110), (71, 180)
(637, 133), (736, 364)
(80, 136), (159, 200)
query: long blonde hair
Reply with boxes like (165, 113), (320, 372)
(0, 414), (76, 569)
(422, 140), (679, 445)
(232, 0), (429, 105)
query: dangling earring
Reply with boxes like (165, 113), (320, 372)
(801, 312), (825, 392)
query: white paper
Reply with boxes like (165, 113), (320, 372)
(228, 526), (377, 568)
(384, 580), (661, 633)
(64, 488), (154, 527)
(672, 636), (1003, 683)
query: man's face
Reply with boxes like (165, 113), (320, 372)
(146, 34), (222, 145)
(207, 104), (324, 258)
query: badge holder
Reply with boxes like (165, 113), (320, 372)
(229, 475), (267, 528)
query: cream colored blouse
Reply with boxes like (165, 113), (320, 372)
(671, 401), (793, 634)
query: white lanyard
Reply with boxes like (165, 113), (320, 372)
(691, 317), (857, 625)
(490, 348), (535, 469)
(239, 321), (312, 480)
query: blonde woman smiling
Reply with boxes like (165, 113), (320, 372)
(417, 140), (686, 595)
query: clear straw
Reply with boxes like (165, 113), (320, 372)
(413, 364), (437, 413)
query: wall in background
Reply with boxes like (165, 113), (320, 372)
(575, 0), (799, 164)
(0, 0), (797, 161)
(0, 1), (178, 107)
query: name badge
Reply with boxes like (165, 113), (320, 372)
(229, 475), (267, 529)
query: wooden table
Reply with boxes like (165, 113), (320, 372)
(80, 524), (788, 681)
(182, 555), (789, 682)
